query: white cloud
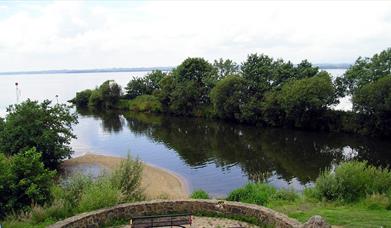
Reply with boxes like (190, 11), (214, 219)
(0, 1), (391, 71)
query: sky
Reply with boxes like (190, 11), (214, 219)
(0, 1), (391, 71)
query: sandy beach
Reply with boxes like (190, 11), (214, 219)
(62, 153), (189, 200)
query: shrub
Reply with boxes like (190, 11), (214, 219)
(76, 178), (121, 213)
(69, 89), (92, 107)
(314, 161), (391, 202)
(129, 95), (162, 113)
(111, 154), (144, 202)
(191, 189), (210, 199)
(0, 149), (56, 218)
(226, 183), (276, 205)
(271, 188), (299, 202)
(0, 99), (78, 170)
(58, 174), (93, 208)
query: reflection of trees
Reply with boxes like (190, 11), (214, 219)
(79, 109), (391, 185)
(77, 107), (124, 133)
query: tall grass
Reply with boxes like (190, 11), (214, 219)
(227, 183), (298, 206)
(2, 154), (144, 227)
(314, 161), (391, 202)
(190, 189), (210, 199)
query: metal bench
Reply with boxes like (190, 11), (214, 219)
(130, 213), (192, 228)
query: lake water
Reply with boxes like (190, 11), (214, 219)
(1, 70), (390, 197)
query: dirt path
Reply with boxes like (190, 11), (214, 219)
(62, 153), (189, 200)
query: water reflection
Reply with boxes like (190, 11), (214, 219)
(77, 109), (391, 191)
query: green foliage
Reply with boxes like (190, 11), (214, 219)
(362, 193), (391, 210)
(111, 154), (144, 202)
(2, 154), (145, 225)
(168, 80), (201, 115)
(338, 48), (391, 95)
(0, 99), (78, 169)
(129, 95), (162, 113)
(190, 189), (210, 199)
(69, 89), (92, 107)
(314, 161), (391, 202)
(76, 177), (120, 213)
(0, 149), (56, 218)
(210, 76), (247, 120)
(125, 71), (166, 99)
(261, 72), (336, 129)
(227, 183), (277, 205)
(213, 58), (239, 79)
(352, 76), (391, 136)
(171, 57), (217, 109)
(70, 80), (122, 109)
(70, 50), (391, 137)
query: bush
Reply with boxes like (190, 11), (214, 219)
(0, 99), (78, 169)
(191, 189), (210, 199)
(69, 89), (92, 107)
(76, 178), (121, 213)
(0, 149), (56, 218)
(111, 154), (144, 202)
(227, 183), (276, 205)
(314, 161), (391, 202)
(129, 95), (162, 113)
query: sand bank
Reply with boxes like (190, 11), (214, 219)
(62, 153), (189, 200)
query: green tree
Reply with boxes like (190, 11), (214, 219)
(169, 81), (201, 115)
(213, 58), (239, 79)
(125, 77), (149, 99)
(69, 89), (92, 107)
(353, 76), (391, 136)
(337, 48), (391, 95)
(0, 100), (78, 169)
(0, 148), (55, 218)
(210, 76), (247, 120)
(266, 72), (336, 128)
(99, 80), (122, 108)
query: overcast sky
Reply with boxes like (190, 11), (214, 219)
(0, 1), (391, 71)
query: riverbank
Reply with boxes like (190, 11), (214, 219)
(62, 153), (189, 200)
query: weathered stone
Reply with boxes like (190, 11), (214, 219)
(48, 200), (307, 228)
(303, 215), (331, 228)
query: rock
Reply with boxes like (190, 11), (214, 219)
(303, 215), (331, 228)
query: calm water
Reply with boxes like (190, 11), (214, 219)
(1, 70), (390, 196)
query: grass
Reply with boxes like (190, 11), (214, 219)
(1, 154), (144, 228)
(191, 189), (210, 199)
(269, 199), (391, 227)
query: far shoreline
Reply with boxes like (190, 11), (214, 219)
(62, 153), (189, 200)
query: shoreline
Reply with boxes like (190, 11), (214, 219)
(62, 153), (189, 200)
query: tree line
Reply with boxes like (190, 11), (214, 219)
(71, 48), (391, 137)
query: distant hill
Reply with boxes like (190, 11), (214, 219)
(0, 64), (350, 76)
(0, 67), (174, 75)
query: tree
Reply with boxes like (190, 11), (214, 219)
(295, 59), (319, 79)
(168, 58), (217, 114)
(69, 89), (92, 107)
(144, 70), (166, 92)
(264, 72), (336, 128)
(0, 99), (78, 169)
(0, 148), (55, 218)
(337, 48), (391, 95)
(210, 76), (247, 120)
(352, 76), (391, 136)
(213, 58), (239, 79)
(125, 70), (166, 99)
(99, 80), (122, 108)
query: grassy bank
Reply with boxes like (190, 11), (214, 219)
(191, 161), (391, 227)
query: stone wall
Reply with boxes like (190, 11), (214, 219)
(48, 199), (328, 228)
